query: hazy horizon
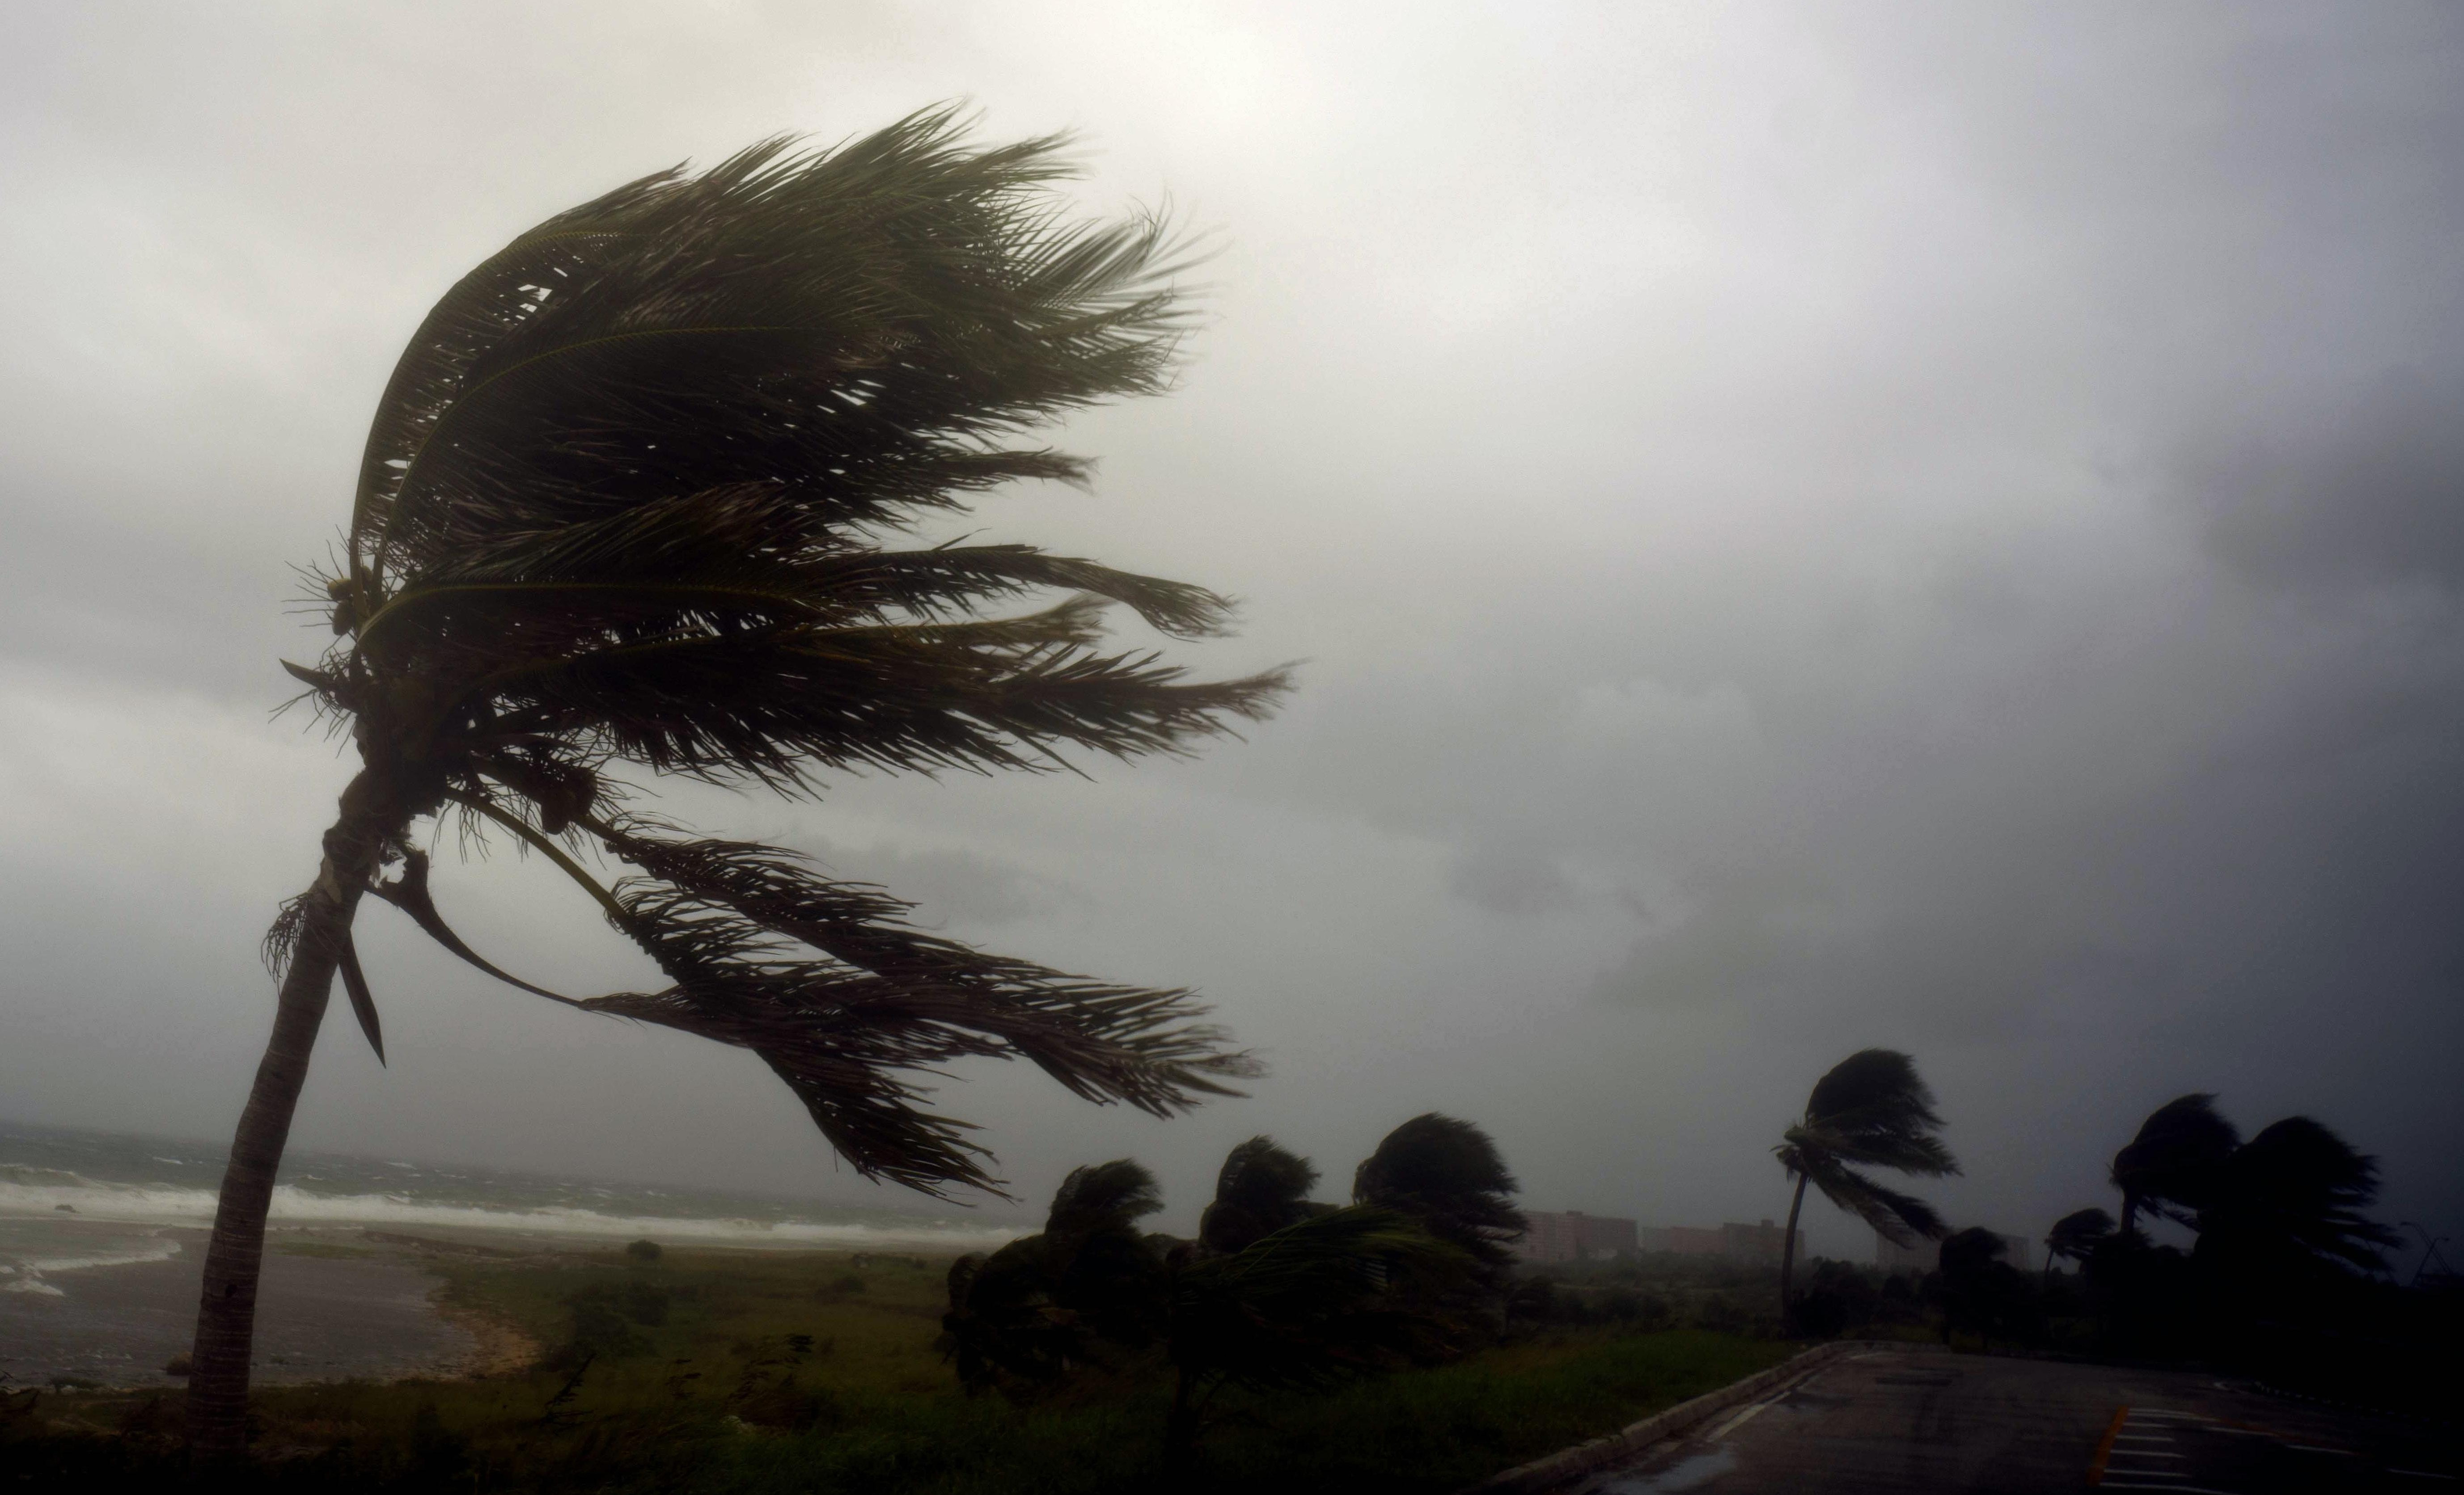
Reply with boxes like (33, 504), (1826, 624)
(3, 3), (2457, 1275)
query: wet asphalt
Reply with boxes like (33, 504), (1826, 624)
(1565, 1346), (2457, 1495)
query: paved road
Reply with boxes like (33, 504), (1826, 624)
(1569, 1347), (2458, 1494)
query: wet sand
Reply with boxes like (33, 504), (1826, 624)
(0, 1228), (482, 1389)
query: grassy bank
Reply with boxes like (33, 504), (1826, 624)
(2, 1243), (1792, 1493)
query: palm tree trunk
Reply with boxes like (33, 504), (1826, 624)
(1778, 1173), (1809, 1336)
(188, 770), (394, 1455)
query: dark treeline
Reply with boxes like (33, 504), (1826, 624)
(937, 1115), (1524, 1474)
(1771, 1086), (2460, 1415)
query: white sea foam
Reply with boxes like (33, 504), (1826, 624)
(0, 1174), (1020, 1253)
(0, 1232), (183, 1294)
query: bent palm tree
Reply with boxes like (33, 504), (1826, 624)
(2198, 1116), (2397, 1280)
(1198, 1136), (1324, 1256)
(2110, 1094), (2239, 1233)
(1164, 1207), (1464, 1475)
(941, 1159), (1167, 1393)
(187, 111), (1287, 1452)
(1773, 1049), (1958, 1333)
(2043, 1207), (2115, 1281)
(1350, 1115), (1527, 1292)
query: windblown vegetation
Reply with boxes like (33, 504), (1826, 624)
(4, 1242), (1788, 1495)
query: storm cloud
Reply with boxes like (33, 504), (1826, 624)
(1, 2), (2456, 1260)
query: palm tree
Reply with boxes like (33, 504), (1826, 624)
(2110, 1094), (2239, 1233)
(1162, 1207), (1463, 1475)
(1198, 1136), (1325, 1255)
(186, 110), (1288, 1451)
(1773, 1050), (1958, 1333)
(941, 1159), (1167, 1393)
(2043, 1207), (2115, 1281)
(2197, 1116), (2398, 1282)
(1351, 1115), (1527, 1316)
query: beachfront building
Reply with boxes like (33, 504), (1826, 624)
(1519, 1210), (1640, 1263)
(1635, 1220), (1806, 1263)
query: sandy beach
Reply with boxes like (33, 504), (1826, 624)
(0, 1225), (485, 1390)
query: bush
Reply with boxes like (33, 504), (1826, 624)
(627, 1238), (664, 1263)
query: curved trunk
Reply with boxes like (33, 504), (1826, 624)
(1778, 1173), (1809, 1336)
(188, 771), (395, 1455)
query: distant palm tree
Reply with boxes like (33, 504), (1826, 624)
(1773, 1050), (1958, 1333)
(2043, 1207), (2115, 1281)
(1351, 1115), (1527, 1310)
(1199, 1136), (1326, 1256)
(2110, 1094), (2240, 1233)
(186, 111), (1288, 1451)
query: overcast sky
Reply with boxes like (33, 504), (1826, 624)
(2, 2), (2457, 1264)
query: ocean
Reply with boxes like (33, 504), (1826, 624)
(0, 1119), (1028, 1301)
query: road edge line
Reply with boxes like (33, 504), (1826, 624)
(1464, 1338), (1906, 1495)
(2087, 1404), (2130, 1485)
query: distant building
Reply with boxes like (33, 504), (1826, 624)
(1876, 1228), (2032, 1274)
(1635, 1220), (1804, 1263)
(1519, 1210), (1639, 1264)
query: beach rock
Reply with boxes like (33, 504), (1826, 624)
(53, 1204), (75, 1213)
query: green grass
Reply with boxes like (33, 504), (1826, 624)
(3, 1247), (1793, 1494)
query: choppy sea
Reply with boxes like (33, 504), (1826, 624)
(0, 1119), (1026, 1299)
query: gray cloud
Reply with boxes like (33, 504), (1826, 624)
(0, 1), (2456, 1262)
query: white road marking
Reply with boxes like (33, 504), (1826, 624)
(2389, 1471), (2460, 1482)
(1702, 1398), (1775, 1442)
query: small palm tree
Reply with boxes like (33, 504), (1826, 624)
(186, 111), (1288, 1451)
(2043, 1207), (2116, 1281)
(1773, 1049), (1958, 1333)
(2110, 1094), (2240, 1233)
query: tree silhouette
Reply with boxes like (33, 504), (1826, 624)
(1773, 1049), (1958, 1334)
(2110, 1094), (2239, 1233)
(1351, 1115), (1527, 1316)
(1199, 1136), (1326, 1256)
(2043, 1207), (2115, 1280)
(941, 1160), (1167, 1394)
(2197, 1116), (2398, 1284)
(940, 1146), (1464, 1476)
(1936, 1227), (2035, 1349)
(186, 111), (1289, 1451)
(1162, 1207), (1463, 1475)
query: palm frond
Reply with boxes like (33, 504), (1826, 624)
(1801, 1159), (1948, 1247)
